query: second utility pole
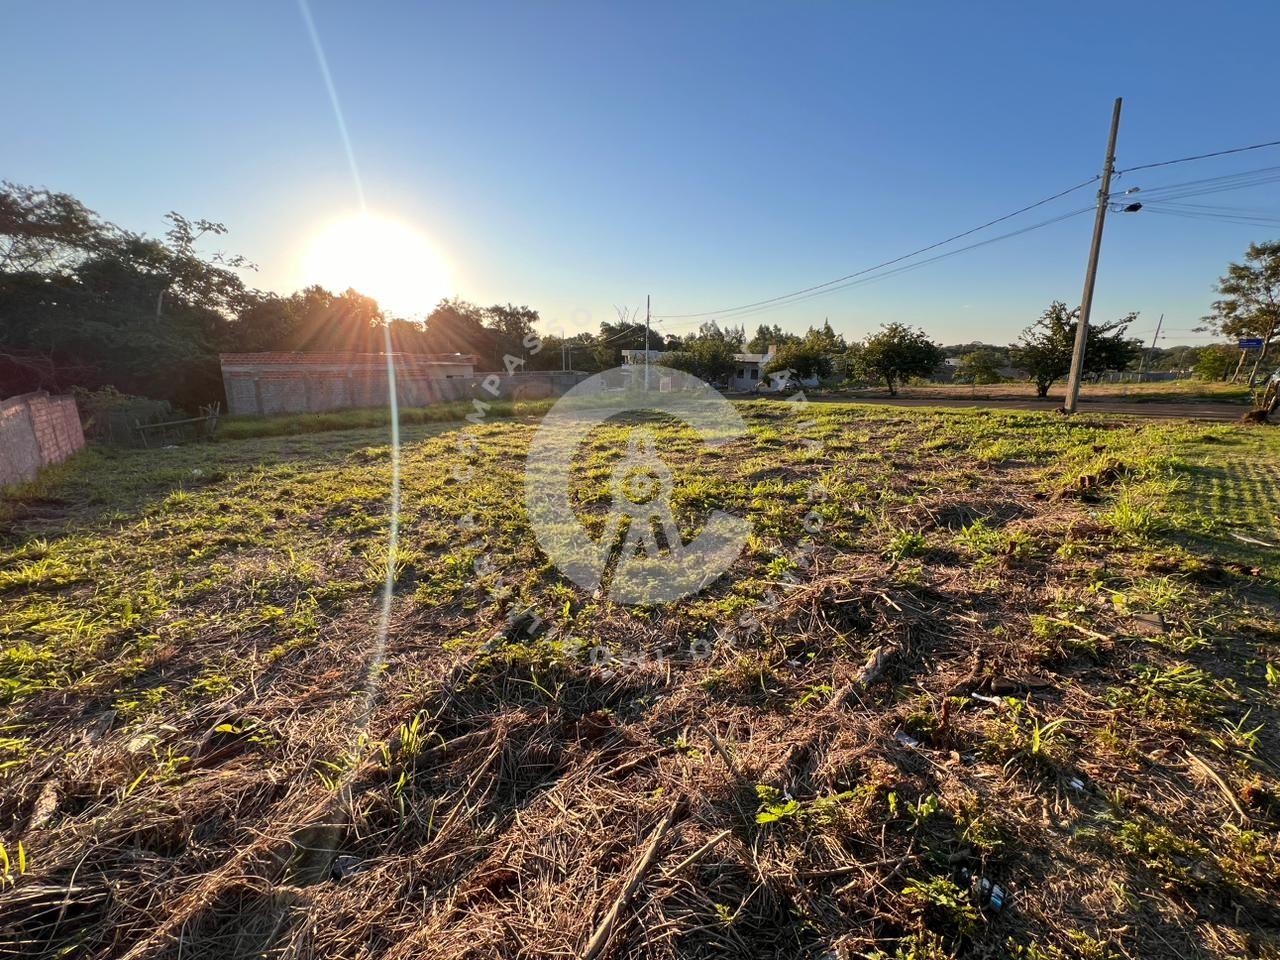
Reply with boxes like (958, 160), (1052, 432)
(1063, 97), (1123, 413)
(1137, 313), (1163, 375)
(644, 294), (651, 390)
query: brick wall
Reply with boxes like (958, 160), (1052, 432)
(221, 352), (588, 416)
(0, 392), (86, 490)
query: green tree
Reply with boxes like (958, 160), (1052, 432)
(0, 183), (255, 406)
(834, 342), (864, 382)
(1200, 240), (1280, 382)
(955, 348), (1004, 384)
(661, 337), (737, 383)
(1193, 344), (1239, 382)
(855, 323), (945, 395)
(745, 323), (798, 354)
(590, 306), (663, 368)
(0, 181), (112, 272)
(1009, 301), (1140, 398)
(482, 302), (540, 368)
(804, 319), (847, 355)
(687, 320), (745, 349)
(764, 339), (833, 382)
(422, 297), (492, 360)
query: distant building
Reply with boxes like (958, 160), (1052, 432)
(622, 343), (820, 392)
(731, 350), (772, 391)
(620, 349), (667, 366)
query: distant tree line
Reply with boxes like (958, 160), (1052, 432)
(0, 184), (552, 409)
(3, 183), (1275, 408)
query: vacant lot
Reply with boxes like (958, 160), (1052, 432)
(1, 403), (1278, 959)
(863, 380), (1254, 405)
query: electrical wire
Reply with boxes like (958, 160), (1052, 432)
(1144, 200), (1280, 216)
(597, 322), (649, 345)
(1119, 165), (1280, 203)
(1116, 139), (1280, 174)
(645, 140), (1274, 332)
(653, 176), (1101, 321)
(666, 206), (1094, 326)
(1141, 207), (1280, 228)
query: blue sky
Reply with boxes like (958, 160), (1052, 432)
(6, 1), (1279, 346)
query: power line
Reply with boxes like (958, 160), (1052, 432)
(1141, 207), (1280, 227)
(1116, 138), (1280, 174)
(662, 207), (1095, 328)
(1145, 200), (1280, 216)
(1122, 165), (1280, 204)
(654, 140), (1280, 327)
(598, 322), (648, 345)
(653, 175), (1100, 321)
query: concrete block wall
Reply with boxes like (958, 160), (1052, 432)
(0, 392), (86, 489)
(223, 366), (588, 416)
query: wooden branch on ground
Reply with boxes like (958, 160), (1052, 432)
(704, 726), (745, 783)
(582, 800), (682, 960)
(661, 828), (732, 880)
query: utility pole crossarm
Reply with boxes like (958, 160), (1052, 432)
(1064, 97), (1123, 413)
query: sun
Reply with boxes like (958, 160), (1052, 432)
(300, 213), (451, 319)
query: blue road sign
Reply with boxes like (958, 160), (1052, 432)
(1239, 338), (1265, 349)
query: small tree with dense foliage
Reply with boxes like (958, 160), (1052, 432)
(661, 337), (737, 383)
(955, 349), (1004, 384)
(855, 323), (945, 395)
(1193, 344), (1239, 382)
(745, 323), (799, 354)
(763, 339), (832, 382)
(1010, 301), (1140, 398)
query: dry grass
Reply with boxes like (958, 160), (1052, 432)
(1, 403), (1278, 959)
(857, 380), (1253, 405)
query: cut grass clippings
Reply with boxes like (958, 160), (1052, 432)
(0, 401), (1278, 959)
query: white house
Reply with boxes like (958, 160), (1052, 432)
(730, 349), (773, 391)
(620, 343), (819, 392)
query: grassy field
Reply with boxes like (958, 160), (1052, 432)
(216, 396), (558, 442)
(854, 380), (1255, 405)
(1, 402), (1279, 959)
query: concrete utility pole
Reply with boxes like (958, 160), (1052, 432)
(644, 294), (651, 390)
(1064, 97), (1123, 413)
(1137, 312), (1163, 375)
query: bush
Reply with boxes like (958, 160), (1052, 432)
(72, 386), (172, 445)
(1193, 344), (1239, 382)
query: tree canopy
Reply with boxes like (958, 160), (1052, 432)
(853, 323), (945, 395)
(1201, 240), (1280, 382)
(745, 323), (799, 354)
(1202, 240), (1280, 343)
(1009, 301), (1140, 398)
(954, 348), (1005, 384)
(661, 338), (738, 383)
(0, 182), (547, 407)
(763, 326), (842, 382)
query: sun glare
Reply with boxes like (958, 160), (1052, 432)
(301, 213), (451, 319)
